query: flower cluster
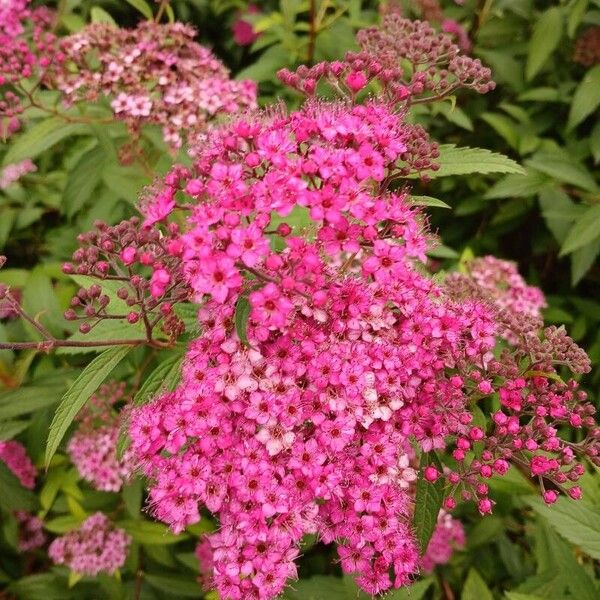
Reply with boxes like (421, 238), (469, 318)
(67, 381), (134, 492)
(47, 21), (257, 149)
(0, 0), (57, 119)
(0, 439), (37, 488)
(127, 84), (504, 597)
(0, 158), (36, 190)
(62, 216), (191, 343)
(16, 510), (46, 551)
(421, 510), (465, 572)
(48, 512), (131, 576)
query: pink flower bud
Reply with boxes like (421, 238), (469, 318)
(478, 498), (493, 514)
(543, 490), (558, 504)
(127, 312), (140, 324)
(444, 497), (456, 510)
(121, 247), (136, 265)
(568, 486), (582, 500)
(346, 71), (367, 92)
(424, 466), (439, 482)
(469, 427), (484, 441)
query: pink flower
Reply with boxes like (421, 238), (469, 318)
(249, 283), (293, 328)
(232, 5), (261, 46)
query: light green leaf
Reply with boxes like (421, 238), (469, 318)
(421, 145), (524, 178)
(124, 0), (153, 20)
(410, 195), (451, 209)
(526, 496), (600, 559)
(57, 320), (146, 355)
(462, 568), (494, 600)
(481, 112), (519, 149)
(0, 386), (63, 420)
(526, 7), (563, 80)
(526, 152), (598, 192)
(568, 0), (589, 37)
(387, 578), (434, 600)
(44, 514), (82, 534)
(590, 119), (600, 164)
(506, 593), (545, 600)
(568, 65), (600, 129)
(133, 351), (183, 405)
(45, 346), (132, 466)
(3, 117), (88, 165)
(414, 452), (444, 554)
(90, 6), (116, 25)
(560, 204), (600, 255)
(118, 519), (186, 545)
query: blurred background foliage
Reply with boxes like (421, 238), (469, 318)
(1, 1), (599, 599)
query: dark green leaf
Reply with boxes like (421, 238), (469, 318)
(568, 65), (600, 129)
(124, 0), (154, 19)
(526, 7), (563, 80)
(0, 461), (39, 511)
(235, 295), (252, 346)
(414, 452), (444, 554)
(560, 205), (600, 255)
(118, 519), (186, 545)
(461, 568), (494, 600)
(134, 352), (183, 405)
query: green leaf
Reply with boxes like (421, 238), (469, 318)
(57, 320), (146, 355)
(526, 7), (563, 80)
(568, 65), (600, 129)
(3, 118), (89, 165)
(421, 145), (524, 178)
(461, 568), (494, 600)
(118, 519), (186, 545)
(236, 44), (288, 83)
(506, 593), (545, 600)
(410, 195), (451, 209)
(63, 145), (105, 218)
(590, 119), (600, 164)
(145, 574), (201, 597)
(481, 112), (519, 149)
(538, 187), (578, 244)
(235, 295), (252, 346)
(526, 152), (598, 192)
(122, 478), (143, 518)
(387, 578), (434, 600)
(0, 386), (63, 420)
(282, 575), (366, 600)
(133, 351), (183, 405)
(45, 346), (132, 466)
(525, 496), (600, 559)
(0, 419), (29, 440)
(44, 514), (83, 534)
(560, 205), (600, 255)
(124, 0), (154, 19)
(90, 6), (116, 25)
(414, 452), (444, 554)
(571, 239), (600, 285)
(567, 0), (589, 38)
(21, 267), (64, 338)
(0, 461), (39, 511)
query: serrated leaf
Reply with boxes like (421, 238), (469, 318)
(57, 320), (146, 355)
(133, 352), (183, 405)
(3, 118), (89, 165)
(526, 153), (598, 192)
(414, 452), (444, 554)
(45, 346), (132, 466)
(560, 205), (600, 255)
(0, 461), (39, 511)
(421, 145), (524, 178)
(526, 496), (600, 559)
(124, 0), (153, 19)
(118, 519), (186, 545)
(235, 295), (251, 346)
(526, 7), (563, 80)
(568, 65), (600, 129)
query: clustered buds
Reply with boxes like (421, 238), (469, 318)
(46, 21), (257, 149)
(0, 439), (37, 489)
(62, 216), (190, 343)
(0, 1), (59, 119)
(421, 510), (465, 572)
(48, 512), (131, 576)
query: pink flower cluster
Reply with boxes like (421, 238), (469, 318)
(421, 510), (465, 572)
(128, 91), (502, 598)
(67, 382), (134, 492)
(16, 510), (46, 551)
(0, 0), (57, 119)
(0, 439), (37, 488)
(48, 512), (131, 576)
(0, 158), (36, 189)
(48, 21), (256, 149)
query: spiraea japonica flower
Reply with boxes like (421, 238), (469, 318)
(0, 439), (37, 489)
(47, 21), (257, 150)
(48, 512), (130, 576)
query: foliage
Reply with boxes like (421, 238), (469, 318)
(0, 1), (598, 599)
